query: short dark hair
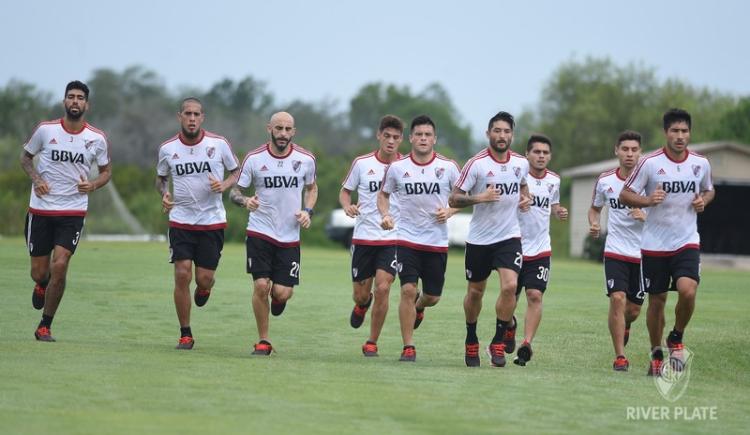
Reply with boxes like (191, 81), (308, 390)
(65, 80), (89, 100)
(180, 97), (204, 113)
(663, 108), (691, 131)
(616, 130), (642, 147)
(379, 114), (404, 133)
(526, 133), (552, 151)
(487, 111), (515, 131)
(410, 115), (435, 133)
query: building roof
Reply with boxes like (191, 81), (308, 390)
(561, 141), (750, 178)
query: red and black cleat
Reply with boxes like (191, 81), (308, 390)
(32, 284), (46, 310)
(175, 336), (194, 350)
(465, 343), (480, 367)
(34, 326), (55, 342)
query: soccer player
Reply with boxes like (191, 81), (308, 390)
(156, 97), (239, 350)
(620, 109), (714, 376)
(512, 134), (568, 366)
(448, 111), (531, 367)
(589, 130), (646, 371)
(340, 115), (404, 357)
(378, 115), (460, 362)
(21, 80), (111, 342)
(230, 112), (318, 356)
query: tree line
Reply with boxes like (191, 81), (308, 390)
(1, 57), (748, 243)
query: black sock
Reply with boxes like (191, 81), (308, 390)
(466, 322), (478, 344)
(259, 339), (271, 345)
(180, 326), (192, 337)
(651, 347), (664, 360)
(39, 314), (53, 328)
(492, 318), (510, 343)
(668, 329), (683, 343)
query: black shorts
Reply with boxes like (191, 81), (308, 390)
(246, 235), (300, 287)
(168, 227), (224, 270)
(465, 238), (522, 282)
(516, 256), (551, 296)
(24, 212), (85, 256)
(603, 257), (645, 305)
(350, 244), (398, 281)
(397, 246), (447, 296)
(641, 248), (700, 294)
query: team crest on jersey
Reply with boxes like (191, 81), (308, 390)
(548, 183), (554, 193)
(172, 153), (179, 160)
(206, 146), (215, 158)
(85, 140), (95, 149)
(692, 165), (701, 177)
(435, 167), (445, 179)
(657, 168), (666, 175)
(536, 180), (541, 186)
(49, 138), (58, 144)
(293, 160), (302, 173)
(486, 170), (494, 177)
(513, 167), (521, 177)
(607, 279), (614, 289)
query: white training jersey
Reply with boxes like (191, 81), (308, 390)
(23, 119), (110, 216)
(381, 152), (460, 252)
(456, 149), (529, 245)
(237, 143), (316, 247)
(518, 170), (560, 260)
(157, 130), (238, 230)
(341, 150), (401, 245)
(592, 168), (643, 262)
(624, 148), (713, 254)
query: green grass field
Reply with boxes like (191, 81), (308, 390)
(1, 238), (748, 434)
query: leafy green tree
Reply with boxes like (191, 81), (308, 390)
(349, 82), (473, 158)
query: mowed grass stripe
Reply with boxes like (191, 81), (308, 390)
(0, 239), (747, 434)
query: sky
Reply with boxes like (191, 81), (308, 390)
(3, 0), (749, 140)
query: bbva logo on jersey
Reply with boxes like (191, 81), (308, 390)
(175, 161), (212, 176)
(263, 176), (299, 188)
(51, 150), (84, 164)
(485, 183), (519, 194)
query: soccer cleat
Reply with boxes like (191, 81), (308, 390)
(399, 346), (416, 362)
(503, 316), (517, 353)
(414, 309), (425, 330)
(465, 343), (480, 367)
(34, 326), (55, 342)
(362, 341), (378, 357)
(613, 355), (629, 371)
(647, 358), (662, 376)
(252, 341), (273, 355)
(32, 284), (46, 310)
(486, 342), (507, 367)
(175, 336), (194, 350)
(350, 293), (373, 329)
(666, 340), (685, 371)
(514, 341), (533, 366)
(271, 296), (287, 316)
(194, 288), (211, 307)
